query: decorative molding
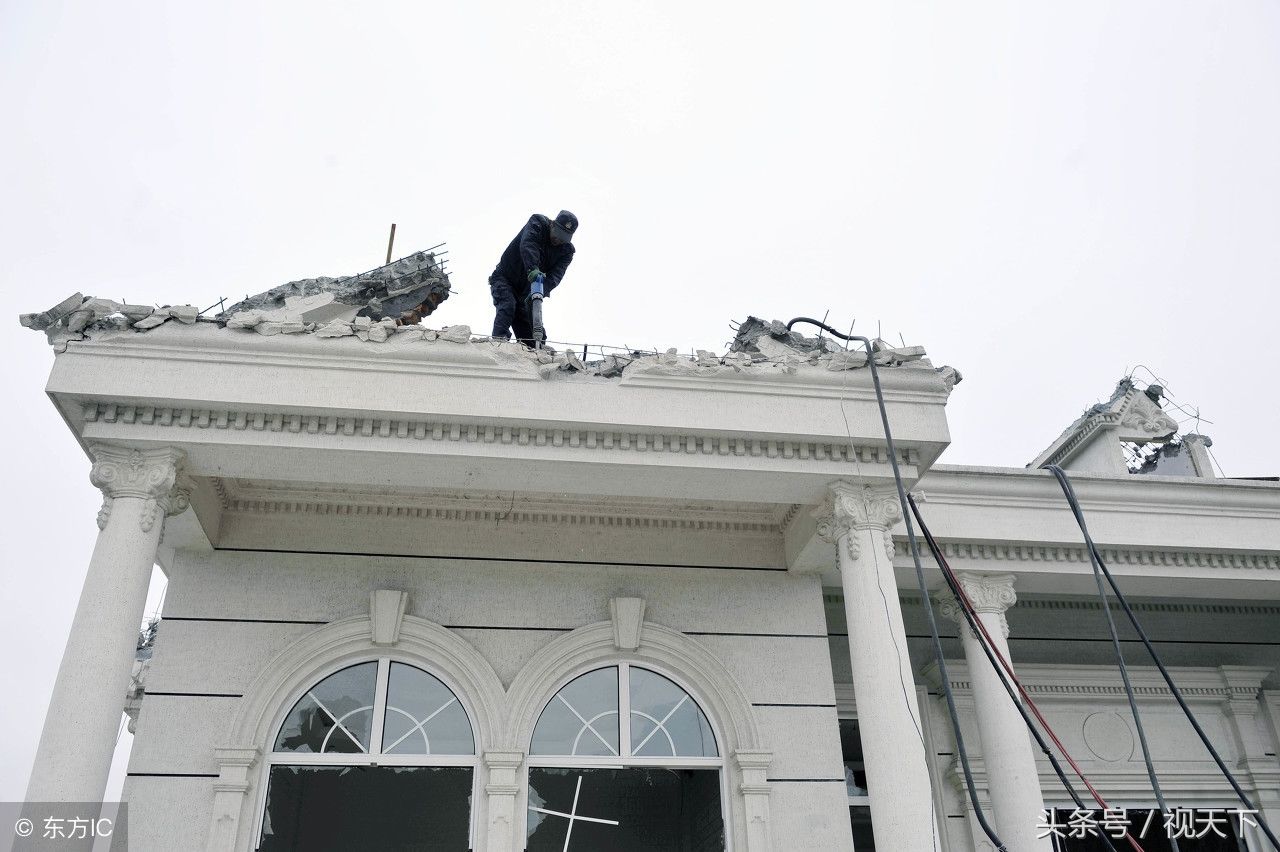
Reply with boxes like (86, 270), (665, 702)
(610, 597), (646, 651)
(828, 591), (1280, 618)
(88, 445), (189, 533)
(80, 400), (919, 470)
(370, 590), (409, 646)
(914, 539), (1280, 572)
(211, 477), (784, 535)
(925, 663), (1273, 702)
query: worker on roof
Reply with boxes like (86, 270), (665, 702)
(489, 210), (577, 346)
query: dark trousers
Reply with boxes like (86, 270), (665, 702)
(490, 277), (540, 345)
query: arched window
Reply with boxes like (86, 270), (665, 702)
(526, 663), (725, 851)
(258, 659), (477, 851)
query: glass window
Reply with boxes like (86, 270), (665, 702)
(262, 659), (477, 851)
(382, 662), (474, 755)
(629, 667), (717, 758)
(841, 719), (875, 849)
(528, 664), (724, 851)
(274, 662), (377, 754)
(531, 667), (620, 756)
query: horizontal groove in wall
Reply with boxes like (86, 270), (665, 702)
(215, 545), (785, 572)
(162, 616), (328, 625)
(686, 631), (828, 639)
(126, 772), (219, 778)
(752, 703), (837, 708)
(145, 692), (244, 698)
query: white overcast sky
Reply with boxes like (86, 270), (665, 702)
(2, 1), (1278, 801)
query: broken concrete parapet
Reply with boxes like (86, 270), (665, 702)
(314, 320), (355, 339)
(937, 366), (962, 391)
(219, 248), (451, 325)
(437, 325), (472, 344)
(133, 314), (171, 331)
(226, 310), (265, 329)
(165, 305), (199, 324)
(822, 350), (868, 371)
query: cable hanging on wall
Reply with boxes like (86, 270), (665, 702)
(1046, 464), (1280, 852)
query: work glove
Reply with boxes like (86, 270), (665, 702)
(527, 268), (544, 284)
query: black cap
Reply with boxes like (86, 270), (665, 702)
(551, 210), (578, 243)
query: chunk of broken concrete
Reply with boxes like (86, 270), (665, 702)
(437, 325), (471, 344)
(314, 320), (355, 338)
(824, 350), (868, 370)
(133, 314), (171, 330)
(166, 305), (199, 324)
(226, 310), (265, 329)
(19, 293), (86, 331)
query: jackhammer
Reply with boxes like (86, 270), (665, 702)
(529, 272), (547, 348)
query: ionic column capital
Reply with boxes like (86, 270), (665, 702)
(935, 572), (1018, 638)
(89, 444), (190, 532)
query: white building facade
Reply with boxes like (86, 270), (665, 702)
(21, 316), (1280, 851)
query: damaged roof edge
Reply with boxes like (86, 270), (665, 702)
(21, 298), (962, 389)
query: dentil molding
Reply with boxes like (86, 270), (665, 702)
(79, 400), (918, 470)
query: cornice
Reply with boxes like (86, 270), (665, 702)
(825, 592), (1280, 616)
(79, 400), (920, 470)
(925, 663), (1272, 700)
(211, 477), (784, 534)
(920, 465), (1280, 519)
(912, 539), (1280, 571)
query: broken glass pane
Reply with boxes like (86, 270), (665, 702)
(382, 662), (475, 755)
(527, 767), (723, 852)
(629, 667), (718, 757)
(258, 765), (471, 851)
(531, 667), (620, 756)
(274, 663), (377, 754)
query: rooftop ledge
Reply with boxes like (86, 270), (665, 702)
(30, 303), (960, 505)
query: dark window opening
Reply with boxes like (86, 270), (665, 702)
(257, 765), (472, 852)
(527, 767), (723, 852)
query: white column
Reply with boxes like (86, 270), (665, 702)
(937, 572), (1051, 852)
(817, 483), (937, 851)
(26, 445), (188, 803)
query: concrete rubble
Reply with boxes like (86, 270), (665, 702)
(219, 249), (450, 327)
(19, 298), (961, 388)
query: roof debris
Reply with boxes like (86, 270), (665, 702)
(219, 249), (450, 327)
(18, 299), (960, 390)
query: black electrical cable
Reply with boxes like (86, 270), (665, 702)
(1047, 465), (1280, 851)
(786, 317), (1009, 852)
(909, 495), (1127, 852)
(1045, 464), (1182, 852)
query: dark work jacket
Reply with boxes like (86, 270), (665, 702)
(490, 214), (575, 296)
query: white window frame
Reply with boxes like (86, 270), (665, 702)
(524, 661), (730, 850)
(252, 657), (480, 851)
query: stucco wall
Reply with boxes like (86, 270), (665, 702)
(124, 537), (849, 851)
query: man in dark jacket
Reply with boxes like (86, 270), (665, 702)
(490, 210), (577, 345)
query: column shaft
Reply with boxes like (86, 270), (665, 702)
(26, 445), (186, 805)
(961, 614), (1051, 851)
(942, 572), (1050, 852)
(26, 496), (161, 802)
(822, 484), (937, 850)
